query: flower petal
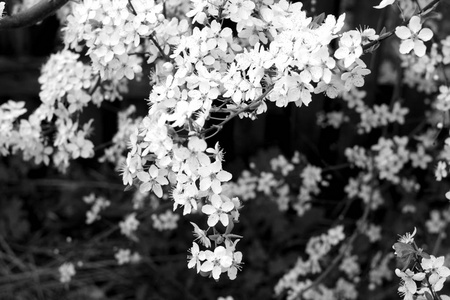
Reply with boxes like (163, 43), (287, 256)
(207, 213), (220, 227)
(211, 179), (222, 194)
(200, 260), (214, 272)
(399, 39), (415, 54)
(220, 213), (229, 227)
(409, 16), (422, 33)
(200, 177), (212, 191)
(212, 265), (222, 279)
(334, 47), (349, 60)
(228, 267), (238, 280)
(418, 28), (433, 41)
(202, 204), (216, 215)
(153, 184), (163, 198)
(137, 171), (150, 182)
(421, 257), (434, 270)
(405, 278), (417, 294)
(210, 194), (223, 208)
(395, 26), (412, 40)
(216, 170), (232, 182)
(438, 266), (450, 277)
(413, 40), (426, 57)
(373, 0), (395, 9)
(149, 165), (159, 178)
(222, 201), (235, 212)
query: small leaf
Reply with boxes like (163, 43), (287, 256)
(418, 250), (431, 259)
(393, 242), (416, 258)
(424, 291), (433, 300)
(225, 218), (234, 234)
(313, 13), (325, 25)
(124, 185), (134, 192)
(365, 42), (380, 54)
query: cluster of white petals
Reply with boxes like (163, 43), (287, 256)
(188, 240), (242, 280)
(63, 0), (159, 79)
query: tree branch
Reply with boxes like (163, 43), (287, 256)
(0, 0), (69, 29)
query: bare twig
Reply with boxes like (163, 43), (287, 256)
(26, 179), (125, 191)
(0, 0), (69, 29)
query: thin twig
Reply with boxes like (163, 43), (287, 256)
(149, 34), (170, 61)
(299, 159), (376, 297)
(201, 85), (274, 138)
(0, 236), (28, 272)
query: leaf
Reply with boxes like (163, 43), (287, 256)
(124, 185), (134, 192)
(418, 249), (430, 259)
(393, 242), (416, 258)
(421, 3), (440, 18)
(312, 13), (325, 25)
(393, 242), (418, 270)
(424, 291), (433, 300)
(365, 42), (380, 54)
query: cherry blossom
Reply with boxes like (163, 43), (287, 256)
(395, 268), (425, 295)
(202, 194), (235, 227)
(188, 242), (205, 273)
(200, 246), (233, 280)
(395, 16), (433, 57)
(225, 0), (256, 23)
(198, 161), (233, 194)
(421, 255), (450, 291)
(334, 30), (363, 68)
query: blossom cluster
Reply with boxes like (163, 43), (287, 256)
(151, 210), (180, 231)
(119, 212), (140, 240)
(223, 152), (326, 215)
(394, 229), (450, 300)
(114, 248), (142, 265)
(58, 262), (76, 283)
(425, 208), (450, 235)
(1, 0), (448, 290)
(83, 193), (111, 224)
(340, 88), (410, 134)
(0, 49), (127, 171)
(274, 225), (347, 299)
(188, 239), (242, 280)
(100, 105), (143, 166)
(63, 0), (154, 80)
(345, 134), (433, 186)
